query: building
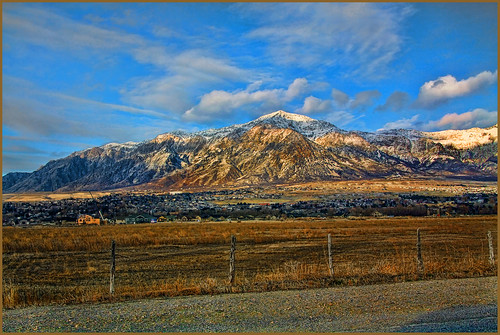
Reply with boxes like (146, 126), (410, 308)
(77, 215), (101, 225)
(125, 214), (157, 224)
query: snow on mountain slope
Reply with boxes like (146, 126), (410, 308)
(100, 141), (140, 150)
(257, 110), (315, 122)
(422, 125), (498, 149)
(178, 110), (343, 140)
(357, 125), (497, 151)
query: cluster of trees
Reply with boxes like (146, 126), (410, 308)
(348, 205), (428, 217)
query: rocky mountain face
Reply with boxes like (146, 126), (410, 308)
(3, 111), (498, 192)
(2, 172), (30, 190)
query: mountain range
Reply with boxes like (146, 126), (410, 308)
(3, 111), (498, 193)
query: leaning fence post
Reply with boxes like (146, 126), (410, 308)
(416, 228), (424, 274)
(487, 231), (495, 267)
(110, 240), (116, 295)
(229, 235), (236, 285)
(328, 234), (334, 277)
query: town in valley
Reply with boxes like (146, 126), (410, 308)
(3, 179), (497, 227)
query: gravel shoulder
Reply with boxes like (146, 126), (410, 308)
(2, 276), (497, 332)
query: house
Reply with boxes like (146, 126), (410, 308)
(125, 214), (157, 224)
(125, 216), (137, 224)
(77, 214), (101, 225)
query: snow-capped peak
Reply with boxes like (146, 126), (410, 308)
(173, 110), (341, 140)
(148, 110), (347, 144)
(73, 141), (138, 154)
(101, 141), (139, 150)
(252, 110), (342, 138)
(256, 110), (315, 122)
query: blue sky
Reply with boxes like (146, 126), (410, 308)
(2, 2), (498, 174)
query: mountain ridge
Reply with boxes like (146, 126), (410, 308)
(3, 111), (497, 192)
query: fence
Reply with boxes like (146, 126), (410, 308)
(107, 229), (497, 297)
(2, 217), (497, 308)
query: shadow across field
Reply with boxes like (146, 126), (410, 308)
(2, 216), (497, 308)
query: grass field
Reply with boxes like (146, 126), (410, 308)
(2, 215), (497, 309)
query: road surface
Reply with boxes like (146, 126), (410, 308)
(2, 276), (497, 332)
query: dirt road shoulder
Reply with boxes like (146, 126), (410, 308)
(3, 276), (497, 332)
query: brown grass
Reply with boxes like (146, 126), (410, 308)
(2, 215), (497, 309)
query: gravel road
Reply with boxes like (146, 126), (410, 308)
(3, 276), (497, 332)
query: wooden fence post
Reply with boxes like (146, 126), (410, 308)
(416, 229), (424, 274)
(229, 235), (236, 285)
(328, 234), (334, 277)
(487, 231), (495, 267)
(110, 240), (116, 295)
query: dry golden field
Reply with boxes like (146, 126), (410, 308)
(2, 215), (497, 308)
(2, 190), (113, 203)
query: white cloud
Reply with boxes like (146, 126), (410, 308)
(183, 78), (309, 122)
(171, 50), (249, 83)
(241, 2), (412, 78)
(124, 75), (195, 114)
(414, 70), (498, 108)
(125, 50), (252, 114)
(3, 6), (144, 53)
(131, 45), (171, 68)
(50, 92), (168, 119)
(3, 5), (252, 116)
(377, 115), (420, 131)
(184, 89), (279, 122)
(152, 25), (178, 38)
(350, 90), (382, 110)
(4, 6), (247, 84)
(376, 91), (411, 112)
(285, 78), (310, 101)
(296, 96), (332, 115)
(331, 88), (350, 107)
(423, 109), (497, 131)
(2, 76), (181, 144)
(125, 45), (256, 113)
(330, 88), (381, 110)
(245, 80), (264, 92)
(325, 111), (364, 128)
(378, 109), (497, 131)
